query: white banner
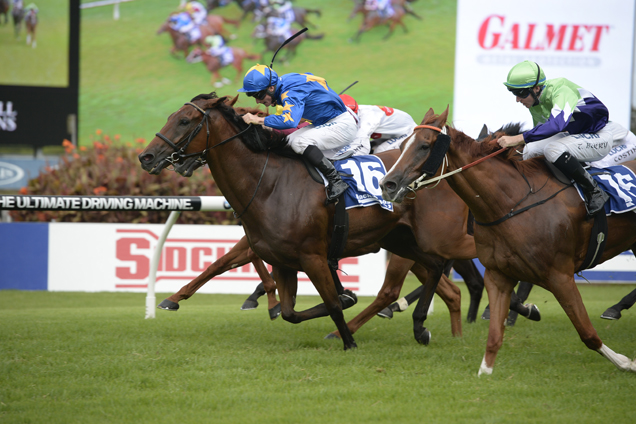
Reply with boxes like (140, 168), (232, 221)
(454, 0), (635, 138)
(48, 223), (387, 296)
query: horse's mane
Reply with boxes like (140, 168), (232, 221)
(418, 112), (547, 178)
(191, 92), (288, 152)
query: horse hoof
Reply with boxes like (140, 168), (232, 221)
(481, 307), (490, 320)
(241, 299), (258, 310)
(339, 290), (358, 310)
(377, 307), (393, 319)
(524, 304), (541, 321)
(601, 307), (622, 320)
(414, 327), (431, 345)
(268, 304), (281, 320)
(157, 299), (179, 311)
(324, 332), (340, 340)
(505, 311), (519, 327)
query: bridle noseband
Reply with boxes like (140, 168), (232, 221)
(155, 101), (257, 170)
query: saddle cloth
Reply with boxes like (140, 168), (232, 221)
(322, 155), (394, 212)
(576, 165), (636, 215)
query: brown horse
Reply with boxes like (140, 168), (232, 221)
(25, 6), (36, 48)
(350, 2), (409, 42)
(187, 46), (260, 87)
(380, 106), (636, 374)
(11, 1), (23, 38)
(139, 94), (477, 350)
(160, 233), (471, 338)
(0, 0), (9, 25)
(157, 17), (219, 58)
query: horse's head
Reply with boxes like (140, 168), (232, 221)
(138, 93), (239, 177)
(380, 106), (449, 203)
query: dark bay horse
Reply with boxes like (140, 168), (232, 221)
(380, 106), (636, 374)
(0, 0), (9, 25)
(253, 27), (324, 64)
(11, 1), (23, 38)
(139, 94), (476, 350)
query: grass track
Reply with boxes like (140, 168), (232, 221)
(78, 0), (456, 145)
(1, 279), (636, 423)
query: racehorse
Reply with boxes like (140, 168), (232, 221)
(187, 46), (260, 87)
(350, 2), (409, 42)
(380, 106), (636, 374)
(348, 0), (421, 22)
(24, 5), (36, 48)
(0, 0), (9, 25)
(11, 1), (23, 38)
(157, 16), (220, 58)
(138, 94), (477, 350)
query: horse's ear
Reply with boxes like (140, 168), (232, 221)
(435, 105), (449, 127)
(478, 124), (489, 141)
(420, 108), (435, 125)
(225, 95), (239, 107)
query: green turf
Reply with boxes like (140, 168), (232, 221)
(0, 0), (70, 87)
(1, 279), (635, 423)
(77, 0), (456, 146)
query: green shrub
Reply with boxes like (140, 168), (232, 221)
(10, 132), (237, 225)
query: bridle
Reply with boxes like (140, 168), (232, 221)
(154, 101), (267, 219)
(155, 101), (255, 170)
(407, 124), (508, 191)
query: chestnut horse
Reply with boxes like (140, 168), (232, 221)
(157, 15), (226, 58)
(187, 46), (260, 87)
(350, 2), (408, 42)
(380, 106), (636, 374)
(25, 6), (36, 48)
(139, 94), (476, 350)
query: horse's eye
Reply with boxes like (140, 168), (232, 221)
(421, 143), (430, 151)
(179, 119), (189, 126)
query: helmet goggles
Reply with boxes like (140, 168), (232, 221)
(246, 90), (270, 101)
(508, 87), (532, 98)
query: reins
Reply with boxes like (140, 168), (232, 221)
(408, 124), (572, 226)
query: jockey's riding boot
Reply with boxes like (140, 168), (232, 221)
(553, 152), (609, 216)
(303, 145), (349, 203)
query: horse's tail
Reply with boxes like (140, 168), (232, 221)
(305, 32), (325, 40)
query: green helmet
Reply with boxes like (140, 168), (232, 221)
(503, 61), (546, 89)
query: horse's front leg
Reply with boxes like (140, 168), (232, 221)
(453, 259), (484, 323)
(301, 255), (356, 350)
(247, 248), (280, 319)
(479, 269), (515, 376)
(550, 275), (636, 372)
(159, 236), (253, 310)
(327, 255), (413, 339)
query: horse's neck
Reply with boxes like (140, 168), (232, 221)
(446, 140), (532, 223)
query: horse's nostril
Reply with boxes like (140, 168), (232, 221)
(139, 153), (154, 163)
(384, 181), (396, 192)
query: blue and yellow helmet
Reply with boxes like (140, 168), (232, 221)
(237, 64), (279, 93)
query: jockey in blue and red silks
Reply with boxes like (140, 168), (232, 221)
(238, 64), (365, 202)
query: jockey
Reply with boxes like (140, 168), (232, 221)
(271, 0), (295, 25)
(204, 35), (234, 67)
(184, 1), (207, 26)
(365, 0), (394, 19)
(340, 94), (417, 154)
(24, 2), (37, 14)
(238, 64), (361, 202)
(169, 12), (200, 42)
(498, 60), (612, 216)
(265, 14), (292, 43)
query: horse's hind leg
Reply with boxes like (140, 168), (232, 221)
(248, 249), (280, 319)
(434, 273), (462, 337)
(549, 275), (635, 372)
(410, 258), (446, 344)
(159, 236), (253, 309)
(601, 287), (636, 320)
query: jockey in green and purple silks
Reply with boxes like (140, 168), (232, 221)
(239, 64), (363, 202)
(497, 60), (612, 216)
